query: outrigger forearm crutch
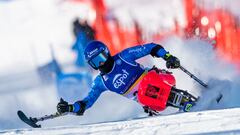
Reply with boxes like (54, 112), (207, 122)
(179, 65), (208, 88)
(17, 110), (67, 128)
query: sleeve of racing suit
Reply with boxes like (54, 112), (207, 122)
(72, 75), (107, 115)
(119, 42), (168, 63)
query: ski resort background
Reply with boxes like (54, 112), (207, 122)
(0, 0), (240, 130)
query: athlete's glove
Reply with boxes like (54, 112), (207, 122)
(57, 98), (86, 116)
(164, 53), (180, 69)
(57, 98), (74, 114)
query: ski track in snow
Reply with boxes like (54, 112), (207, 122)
(2, 108), (240, 135)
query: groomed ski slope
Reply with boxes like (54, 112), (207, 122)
(2, 107), (240, 135)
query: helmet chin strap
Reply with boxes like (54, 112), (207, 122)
(99, 56), (114, 74)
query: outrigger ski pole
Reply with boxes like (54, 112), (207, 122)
(179, 66), (224, 102)
(17, 110), (66, 128)
(179, 65), (208, 88)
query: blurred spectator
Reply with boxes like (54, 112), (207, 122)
(72, 18), (95, 67)
(37, 45), (92, 102)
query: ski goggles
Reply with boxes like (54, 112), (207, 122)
(88, 51), (108, 69)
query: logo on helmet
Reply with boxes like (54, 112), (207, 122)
(113, 69), (129, 89)
(87, 48), (98, 58)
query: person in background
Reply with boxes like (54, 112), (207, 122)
(72, 18), (95, 67)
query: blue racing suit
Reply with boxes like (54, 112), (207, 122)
(72, 43), (169, 115)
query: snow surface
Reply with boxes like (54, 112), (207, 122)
(0, 0), (240, 134)
(2, 108), (240, 135)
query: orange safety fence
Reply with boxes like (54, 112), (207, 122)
(70, 0), (240, 69)
(184, 0), (240, 69)
(91, 0), (141, 55)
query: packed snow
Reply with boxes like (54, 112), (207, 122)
(2, 108), (240, 135)
(0, 0), (240, 134)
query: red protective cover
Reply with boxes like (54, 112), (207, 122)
(137, 70), (176, 111)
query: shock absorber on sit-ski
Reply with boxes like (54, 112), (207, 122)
(167, 87), (198, 109)
(167, 89), (183, 108)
